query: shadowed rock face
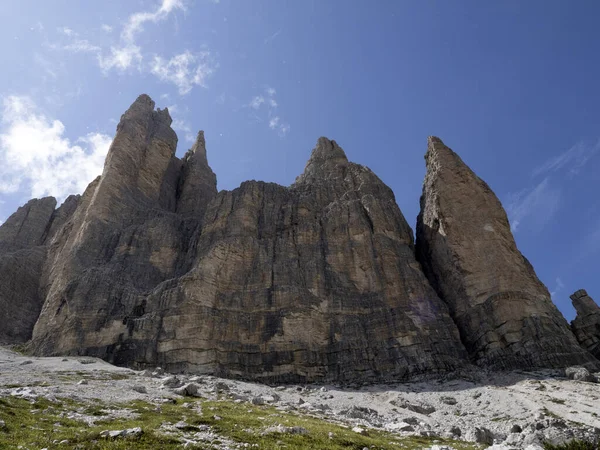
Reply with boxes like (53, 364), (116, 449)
(571, 290), (600, 359)
(416, 137), (598, 370)
(17, 96), (469, 383)
(0, 195), (80, 343)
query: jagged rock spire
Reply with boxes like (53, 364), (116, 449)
(416, 136), (599, 370)
(176, 130), (217, 218)
(571, 290), (600, 359)
(294, 137), (348, 184)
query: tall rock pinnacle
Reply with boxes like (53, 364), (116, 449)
(571, 289), (600, 359)
(416, 136), (598, 370)
(294, 137), (349, 184)
(176, 130), (217, 218)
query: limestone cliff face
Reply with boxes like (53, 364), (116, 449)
(415, 137), (598, 370)
(21, 96), (469, 383)
(2, 96), (596, 379)
(571, 290), (600, 359)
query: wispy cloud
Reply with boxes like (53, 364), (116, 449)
(46, 0), (216, 95)
(505, 177), (561, 232)
(151, 50), (217, 95)
(249, 96), (264, 109)
(0, 96), (112, 201)
(550, 277), (565, 299)
(247, 87), (290, 137)
(264, 28), (282, 45)
(532, 140), (600, 178)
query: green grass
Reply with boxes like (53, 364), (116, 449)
(0, 394), (484, 450)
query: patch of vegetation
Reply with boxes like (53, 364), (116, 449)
(0, 395), (484, 450)
(549, 398), (566, 405)
(543, 440), (598, 450)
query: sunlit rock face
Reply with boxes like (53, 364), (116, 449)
(571, 289), (600, 360)
(416, 136), (598, 371)
(13, 95), (468, 383)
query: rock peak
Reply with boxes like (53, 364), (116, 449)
(183, 130), (207, 164)
(120, 94), (172, 126)
(571, 289), (600, 316)
(295, 137), (348, 184)
(416, 137), (598, 370)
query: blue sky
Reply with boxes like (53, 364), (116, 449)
(1, 0), (599, 320)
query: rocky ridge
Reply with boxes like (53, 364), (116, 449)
(571, 289), (600, 360)
(0, 94), (598, 385)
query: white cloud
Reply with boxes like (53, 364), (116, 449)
(550, 277), (565, 299)
(250, 96), (265, 109)
(53, 39), (101, 54)
(101, 24), (113, 33)
(0, 96), (112, 201)
(150, 51), (216, 94)
(58, 26), (75, 37)
(99, 45), (142, 72)
(533, 140), (600, 178)
(248, 87), (290, 137)
(505, 177), (561, 233)
(122, 0), (184, 42)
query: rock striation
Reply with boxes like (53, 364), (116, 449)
(1, 95), (597, 380)
(571, 290), (600, 359)
(415, 136), (598, 370)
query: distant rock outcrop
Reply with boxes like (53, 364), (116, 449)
(571, 290), (600, 359)
(1, 95), (597, 378)
(415, 136), (598, 370)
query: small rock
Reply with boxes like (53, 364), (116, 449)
(298, 397), (305, 405)
(19, 360), (33, 366)
(132, 385), (147, 394)
(0, 419), (6, 429)
(61, 358), (69, 362)
(352, 426), (368, 435)
(188, 376), (203, 383)
(440, 396), (457, 405)
(153, 367), (165, 376)
(403, 417), (420, 425)
(392, 399), (436, 415)
(161, 376), (181, 388)
(251, 396), (265, 405)
(565, 366), (596, 382)
(79, 359), (96, 365)
(215, 382), (230, 392)
(472, 392), (482, 399)
(510, 424), (522, 433)
(448, 425), (461, 437)
(140, 369), (153, 377)
(77, 380), (88, 385)
(213, 415), (222, 421)
(467, 427), (494, 445)
(263, 393), (280, 403)
(173, 383), (201, 397)
(58, 440), (69, 445)
(263, 424), (308, 435)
